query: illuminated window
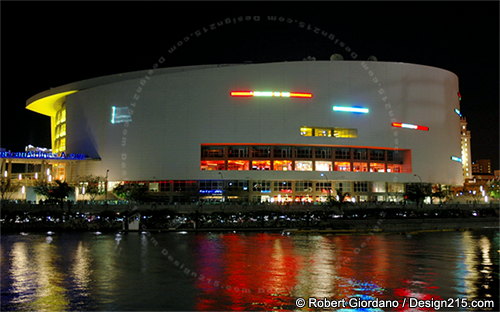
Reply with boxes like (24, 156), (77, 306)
(227, 160), (249, 170)
(300, 127), (358, 138)
(314, 128), (331, 137)
(334, 161), (351, 171)
(386, 164), (402, 173)
(316, 182), (332, 193)
(315, 161), (332, 171)
(296, 181), (313, 192)
(352, 162), (368, 172)
(300, 127), (313, 136)
(59, 138), (66, 151)
(111, 106), (132, 124)
(333, 128), (358, 138)
(295, 161), (313, 171)
(200, 160), (226, 171)
(388, 183), (405, 193)
(251, 160), (271, 170)
(372, 181), (386, 193)
(149, 182), (159, 192)
(273, 160), (293, 171)
(370, 163), (385, 172)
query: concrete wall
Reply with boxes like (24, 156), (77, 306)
(63, 61), (462, 185)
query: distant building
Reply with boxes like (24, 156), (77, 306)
(472, 159), (492, 174)
(460, 117), (472, 179)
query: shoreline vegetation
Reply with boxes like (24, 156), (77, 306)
(1, 202), (498, 234)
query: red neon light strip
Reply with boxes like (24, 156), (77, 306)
(392, 122), (429, 131)
(230, 90), (313, 98)
(289, 92), (313, 98)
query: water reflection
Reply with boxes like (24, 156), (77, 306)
(8, 239), (70, 311)
(1, 230), (498, 311)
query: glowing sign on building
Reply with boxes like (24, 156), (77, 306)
(454, 108), (462, 117)
(391, 122), (429, 131)
(332, 106), (369, 114)
(451, 156), (462, 163)
(0, 151), (87, 160)
(111, 106), (132, 124)
(230, 91), (313, 98)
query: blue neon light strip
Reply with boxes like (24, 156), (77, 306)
(451, 156), (462, 163)
(0, 151), (87, 160)
(199, 189), (223, 194)
(333, 106), (369, 114)
(454, 108), (462, 117)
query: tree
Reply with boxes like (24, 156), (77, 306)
(78, 175), (105, 201)
(0, 178), (20, 200)
(113, 183), (148, 202)
(34, 180), (74, 210)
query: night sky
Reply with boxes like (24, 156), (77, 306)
(1, 1), (498, 170)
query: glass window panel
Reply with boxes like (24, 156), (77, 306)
(315, 161), (332, 171)
(296, 147), (312, 158)
(295, 160), (313, 171)
(335, 148), (351, 159)
(386, 164), (402, 173)
(352, 162), (368, 172)
(227, 160), (249, 170)
(353, 149), (367, 160)
(251, 160), (271, 170)
(334, 161), (351, 171)
(370, 162), (385, 172)
(300, 127), (313, 136)
(228, 146), (248, 158)
(200, 160), (226, 171)
(273, 160), (293, 171)
(333, 128), (358, 138)
(314, 128), (331, 137)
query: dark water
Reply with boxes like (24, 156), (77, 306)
(1, 229), (498, 311)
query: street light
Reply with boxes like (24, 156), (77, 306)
(320, 173), (332, 204)
(105, 169), (109, 203)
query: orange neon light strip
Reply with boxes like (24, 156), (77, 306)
(230, 90), (313, 98)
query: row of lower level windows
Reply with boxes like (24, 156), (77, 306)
(200, 160), (408, 173)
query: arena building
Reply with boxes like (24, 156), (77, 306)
(25, 60), (464, 203)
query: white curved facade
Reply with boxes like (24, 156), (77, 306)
(27, 61), (463, 202)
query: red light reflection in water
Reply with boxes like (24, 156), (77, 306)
(195, 233), (303, 310)
(393, 280), (443, 311)
(194, 233), (446, 311)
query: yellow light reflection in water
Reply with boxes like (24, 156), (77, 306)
(10, 242), (35, 307)
(72, 241), (92, 292)
(10, 242), (69, 310)
(461, 231), (478, 297)
(294, 236), (338, 298)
